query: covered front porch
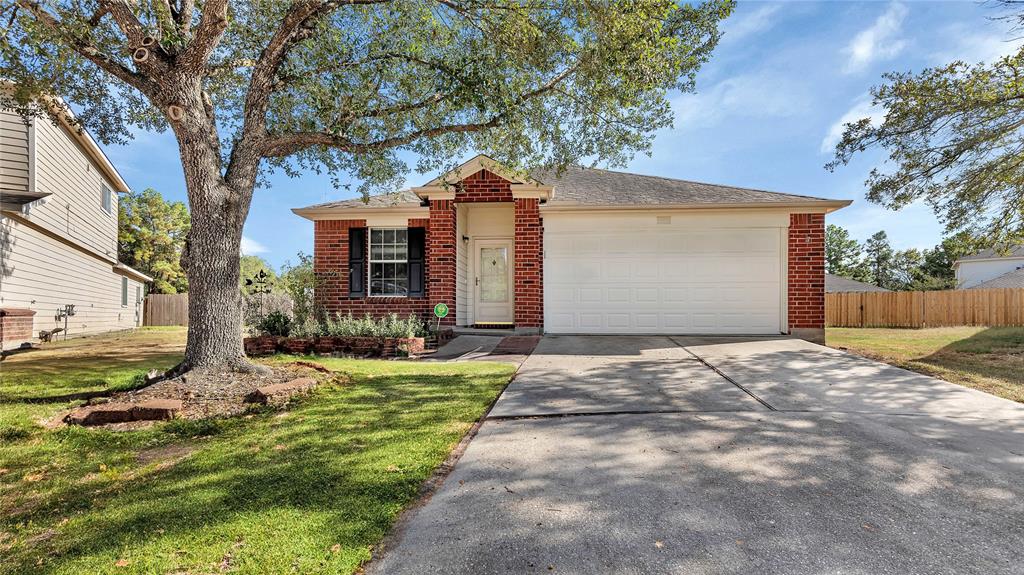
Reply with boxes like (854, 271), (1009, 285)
(413, 157), (549, 334)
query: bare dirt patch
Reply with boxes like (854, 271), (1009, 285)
(115, 365), (328, 419)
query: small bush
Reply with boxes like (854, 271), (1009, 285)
(290, 315), (322, 339)
(323, 313), (427, 338)
(257, 311), (292, 337)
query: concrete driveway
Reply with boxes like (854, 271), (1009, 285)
(368, 336), (1024, 575)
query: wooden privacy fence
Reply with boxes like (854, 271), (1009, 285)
(826, 288), (1024, 328)
(143, 293), (189, 326)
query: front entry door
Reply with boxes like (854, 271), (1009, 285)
(474, 240), (514, 324)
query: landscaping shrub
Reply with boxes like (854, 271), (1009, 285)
(257, 311), (292, 337)
(290, 315), (323, 339)
(323, 313), (428, 338)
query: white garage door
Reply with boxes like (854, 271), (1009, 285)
(544, 212), (786, 334)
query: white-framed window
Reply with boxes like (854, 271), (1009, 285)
(369, 228), (408, 296)
(101, 183), (113, 215)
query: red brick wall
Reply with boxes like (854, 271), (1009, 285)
(311, 168), (546, 331)
(428, 200), (457, 325)
(514, 198), (543, 328)
(0, 308), (36, 348)
(454, 169), (514, 202)
(313, 218), (433, 320)
(788, 213), (825, 330)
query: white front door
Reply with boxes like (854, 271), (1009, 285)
(474, 239), (514, 324)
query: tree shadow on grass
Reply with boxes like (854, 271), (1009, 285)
(1, 371), (507, 575)
(909, 327), (1024, 403)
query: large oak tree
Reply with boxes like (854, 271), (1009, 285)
(1, 0), (732, 372)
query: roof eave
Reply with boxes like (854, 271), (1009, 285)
(540, 199), (853, 213)
(291, 204), (428, 221)
(114, 262), (153, 282)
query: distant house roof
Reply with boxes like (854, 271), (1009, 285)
(294, 159), (851, 216)
(971, 267), (1024, 289)
(954, 246), (1024, 266)
(825, 274), (890, 293)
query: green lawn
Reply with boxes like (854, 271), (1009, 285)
(826, 326), (1024, 403)
(0, 328), (515, 574)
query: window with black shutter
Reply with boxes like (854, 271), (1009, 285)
(348, 227), (366, 298)
(407, 227), (425, 298)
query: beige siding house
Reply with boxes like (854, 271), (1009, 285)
(0, 103), (151, 349)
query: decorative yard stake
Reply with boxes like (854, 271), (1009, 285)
(433, 302), (449, 333)
(244, 269), (273, 318)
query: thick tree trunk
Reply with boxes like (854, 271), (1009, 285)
(167, 83), (263, 373)
(182, 205), (248, 370)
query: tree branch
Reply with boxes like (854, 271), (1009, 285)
(178, 0), (228, 70)
(258, 62), (578, 158)
(15, 0), (154, 93)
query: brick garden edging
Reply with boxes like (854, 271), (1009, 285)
(244, 335), (426, 358)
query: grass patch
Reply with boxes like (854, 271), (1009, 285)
(826, 326), (1024, 403)
(0, 329), (515, 574)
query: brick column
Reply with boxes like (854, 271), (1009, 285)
(514, 197), (543, 332)
(428, 200), (457, 325)
(313, 219), (365, 315)
(788, 213), (825, 344)
(0, 308), (36, 350)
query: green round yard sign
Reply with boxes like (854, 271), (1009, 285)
(433, 303), (449, 319)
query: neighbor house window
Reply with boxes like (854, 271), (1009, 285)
(369, 228), (408, 296)
(101, 183), (113, 215)
(121, 277), (128, 306)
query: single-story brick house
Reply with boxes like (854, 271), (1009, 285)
(293, 155), (851, 343)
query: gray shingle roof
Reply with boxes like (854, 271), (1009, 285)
(825, 274), (890, 293)
(957, 246), (1024, 262)
(296, 165), (842, 211)
(533, 165), (838, 206)
(299, 189), (422, 210)
(971, 267), (1024, 289)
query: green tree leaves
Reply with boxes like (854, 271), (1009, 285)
(826, 225), (981, 291)
(827, 29), (1024, 246)
(118, 188), (190, 294)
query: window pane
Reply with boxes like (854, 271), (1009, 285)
(395, 263), (407, 281)
(383, 229), (395, 244)
(396, 229), (407, 244)
(394, 244), (407, 260)
(395, 279), (408, 296)
(371, 263), (383, 279)
(371, 245), (383, 260)
(371, 229), (383, 244)
(385, 263), (396, 279)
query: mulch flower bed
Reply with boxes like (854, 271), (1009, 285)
(62, 362), (341, 428)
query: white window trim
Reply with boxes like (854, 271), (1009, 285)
(368, 227), (410, 297)
(101, 182), (113, 216)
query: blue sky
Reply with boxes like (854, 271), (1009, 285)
(99, 1), (1023, 270)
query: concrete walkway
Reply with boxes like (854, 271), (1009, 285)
(368, 336), (1024, 575)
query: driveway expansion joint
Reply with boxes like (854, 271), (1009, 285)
(669, 336), (778, 411)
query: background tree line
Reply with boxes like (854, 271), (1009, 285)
(826, 224), (983, 291)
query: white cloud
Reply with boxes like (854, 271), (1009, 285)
(722, 4), (783, 44)
(820, 96), (886, 154)
(241, 236), (268, 255)
(674, 70), (809, 129)
(932, 23), (1024, 65)
(843, 2), (908, 74)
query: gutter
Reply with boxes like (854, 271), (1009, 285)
(540, 199), (853, 214)
(291, 205), (428, 221)
(114, 262), (153, 283)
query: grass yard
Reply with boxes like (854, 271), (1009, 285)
(0, 328), (515, 574)
(827, 326), (1024, 403)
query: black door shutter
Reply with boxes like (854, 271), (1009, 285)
(407, 227), (426, 298)
(348, 227), (366, 298)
